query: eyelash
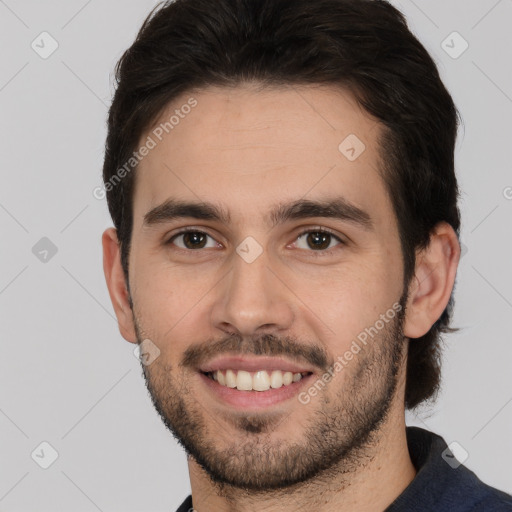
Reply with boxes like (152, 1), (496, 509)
(165, 226), (344, 257)
(294, 227), (344, 256)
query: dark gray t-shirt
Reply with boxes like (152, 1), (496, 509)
(175, 426), (512, 511)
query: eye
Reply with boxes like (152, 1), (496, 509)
(165, 226), (344, 255)
(292, 227), (344, 255)
(166, 229), (220, 250)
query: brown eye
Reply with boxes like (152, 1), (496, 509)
(305, 232), (331, 250)
(168, 230), (217, 250)
(294, 228), (343, 254)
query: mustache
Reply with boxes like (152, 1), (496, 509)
(180, 332), (331, 373)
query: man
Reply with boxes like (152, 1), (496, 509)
(101, 0), (512, 510)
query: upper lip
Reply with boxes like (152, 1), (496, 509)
(198, 355), (316, 374)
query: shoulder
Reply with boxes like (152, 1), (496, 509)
(467, 488), (512, 512)
(394, 427), (512, 512)
(438, 468), (512, 512)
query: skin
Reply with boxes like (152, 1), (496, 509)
(102, 83), (460, 512)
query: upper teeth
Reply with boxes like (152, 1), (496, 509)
(210, 369), (307, 391)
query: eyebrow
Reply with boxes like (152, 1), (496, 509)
(143, 197), (373, 231)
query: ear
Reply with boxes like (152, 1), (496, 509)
(102, 227), (137, 343)
(403, 222), (460, 339)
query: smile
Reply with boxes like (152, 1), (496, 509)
(204, 369), (313, 392)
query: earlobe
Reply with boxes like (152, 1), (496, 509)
(403, 222), (460, 339)
(102, 227), (137, 343)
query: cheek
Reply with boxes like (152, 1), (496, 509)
(290, 255), (400, 339)
(130, 260), (219, 354)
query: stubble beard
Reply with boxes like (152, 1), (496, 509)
(135, 295), (408, 492)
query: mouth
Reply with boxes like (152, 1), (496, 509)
(201, 369), (313, 392)
(198, 368), (315, 410)
(196, 355), (318, 409)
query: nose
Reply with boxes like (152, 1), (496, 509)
(210, 246), (294, 338)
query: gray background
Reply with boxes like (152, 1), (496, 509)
(1, 0), (511, 510)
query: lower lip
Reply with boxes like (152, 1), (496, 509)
(198, 372), (314, 410)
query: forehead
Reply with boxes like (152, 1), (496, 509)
(132, 83), (393, 232)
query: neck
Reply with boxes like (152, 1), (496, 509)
(187, 408), (416, 512)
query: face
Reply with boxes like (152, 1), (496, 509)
(125, 84), (410, 489)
